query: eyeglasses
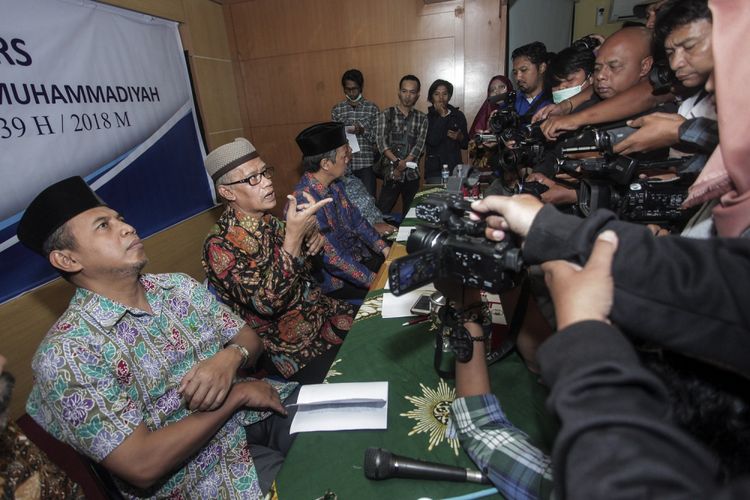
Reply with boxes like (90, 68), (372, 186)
(225, 166), (274, 187)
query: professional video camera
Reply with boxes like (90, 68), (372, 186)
(473, 91), (520, 146)
(556, 123), (637, 156)
(487, 90), (519, 136)
(388, 192), (523, 296)
(577, 172), (697, 225)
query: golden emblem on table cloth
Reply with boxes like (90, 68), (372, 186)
(400, 380), (460, 455)
(353, 295), (382, 322)
(323, 358), (343, 383)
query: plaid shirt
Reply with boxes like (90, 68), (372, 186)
(450, 394), (554, 500)
(376, 106), (428, 182)
(331, 98), (380, 171)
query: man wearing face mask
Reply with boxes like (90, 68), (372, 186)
(548, 45), (596, 110)
(331, 69), (394, 236)
(331, 69), (381, 197)
(525, 44), (597, 205)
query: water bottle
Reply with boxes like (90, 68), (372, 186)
(441, 164), (449, 188)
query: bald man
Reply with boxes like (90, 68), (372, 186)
(594, 27), (654, 100)
(538, 27), (668, 139)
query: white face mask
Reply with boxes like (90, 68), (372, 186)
(346, 93), (362, 103)
(552, 84), (583, 104)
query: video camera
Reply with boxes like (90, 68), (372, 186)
(388, 192), (523, 296)
(556, 123), (637, 156)
(649, 60), (676, 94)
(578, 172), (697, 225)
(487, 90), (519, 135)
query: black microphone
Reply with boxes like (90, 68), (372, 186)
(363, 447), (490, 484)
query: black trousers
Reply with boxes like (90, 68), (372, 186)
(245, 386), (300, 494)
(352, 167), (377, 197)
(376, 178), (419, 218)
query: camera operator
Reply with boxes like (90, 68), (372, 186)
(613, 0), (716, 157)
(444, 191), (750, 498)
(511, 42), (552, 124)
(523, 44), (597, 205)
(537, 27), (676, 140)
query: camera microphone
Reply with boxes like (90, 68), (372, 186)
(363, 447), (490, 484)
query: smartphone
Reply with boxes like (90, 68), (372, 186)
(410, 294), (432, 315)
(388, 250), (438, 296)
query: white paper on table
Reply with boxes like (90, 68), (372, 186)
(289, 381), (388, 434)
(381, 282), (436, 318)
(483, 292), (507, 325)
(346, 131), (361, 153)
(395, 226), (415, 242)
(404, 207), (417, 219)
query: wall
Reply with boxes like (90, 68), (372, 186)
(573, 0), (626, 41)
(1, 0), (238, 420)
(223, 0), (507, 216)
(508, 0), (574, 69)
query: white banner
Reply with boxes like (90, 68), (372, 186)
(1, 0), (192, 220)
(0, 0), (213, 303)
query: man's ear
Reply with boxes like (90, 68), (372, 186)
(217, 184), (236, 202)
(538, 61), (547, 75)
(49, 249), (82, 274)
(640, 56), (654, 78)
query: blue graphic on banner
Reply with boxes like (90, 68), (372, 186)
(0, 112), (213, 303)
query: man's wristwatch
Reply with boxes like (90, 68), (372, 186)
(226, 343), (250, 368)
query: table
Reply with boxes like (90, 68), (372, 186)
(275, 190), (558, 500)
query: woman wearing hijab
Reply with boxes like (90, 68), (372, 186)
(469, 75), (514, 138)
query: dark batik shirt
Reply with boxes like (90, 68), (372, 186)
(203, 208), (354, 377)
(291, 173), (387, 293)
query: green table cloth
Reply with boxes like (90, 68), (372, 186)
(275, 286), (558, 500)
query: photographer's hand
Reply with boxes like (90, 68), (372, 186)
(470, 195), (544, 242)
(532, 103), (565, 123)
(612, 113), (685, 155)
(541, 230), (618, 330)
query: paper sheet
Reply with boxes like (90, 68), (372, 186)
(289, 382), (388, 433)
(345, 131), (360, 153)
(404, 207), (417, 219)
(395, 226), (415, 242)
(381, 282), (436, 318)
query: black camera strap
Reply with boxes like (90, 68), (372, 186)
(485, 274), (531, 366)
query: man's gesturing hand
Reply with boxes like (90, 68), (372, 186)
(542, 230), (619, 330)
(285, 192), (332, 257)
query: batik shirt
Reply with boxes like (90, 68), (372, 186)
(291, 173), (387, 293)
(331, 98), (380, 172)
(375, 106), (428, 182)
(203, 208), (354, 378)
(341, 173), (384, 225)
(26, 273), (296, 499)
(449, 394), (554, 500)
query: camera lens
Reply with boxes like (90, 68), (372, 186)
(406, 226), (446, 254)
